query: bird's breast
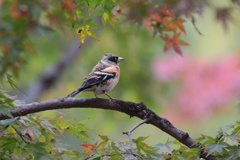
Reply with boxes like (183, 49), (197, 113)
(94, 66), (120, 95)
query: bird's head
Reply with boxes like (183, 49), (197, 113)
(102, 53), (125, 65)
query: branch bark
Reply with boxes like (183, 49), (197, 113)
(0, 98), (217, 160)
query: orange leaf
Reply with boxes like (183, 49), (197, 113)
(177, 39), (189, 46)
(173, 32), (181, 40)
(175, 18), (186, 34)
(162, 18), (177, 32)
(80, 143), (98, 156)
(80, 143), (93, 148)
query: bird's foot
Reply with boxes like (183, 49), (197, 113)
(104, 92), (116, 100)
(109, 97), (116, 100)
(94, 93), (100, 99)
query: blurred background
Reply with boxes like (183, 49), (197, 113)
(7, 3), (240, 151)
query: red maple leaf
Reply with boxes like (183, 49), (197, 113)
(162, 32), (189, 55)
(80, 142), (98, 156)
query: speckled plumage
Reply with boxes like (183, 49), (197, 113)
(67, 53), (125, 99)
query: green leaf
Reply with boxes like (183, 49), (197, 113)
(78, 119), (88, 125)
(51, 119), (69, 130)
(134, 136), (149, 142)
(97, 135), (109, 148)
(207, 142), (229, 156)
(86, 28), (98, 39)
(0, 107), (14, 118)
(101, 10), (114, 25)
(188, 156), (200, 160)
(221, 124), (234, 132)
(225, 135), (240, 142)
(89, 23), (100, 28)
(31, 142), (49, 159)
(0, 117), (18, 126)
(109, 154), (123, 160)
(154, 143), (172, 154)
(111, 142), (121, 152)
(99, 135), (109, 141)
(203, 135), (216, 144)
(6, 74), (20, 90)
(78, 131), (91, 142)
(133, 136), (155, 156)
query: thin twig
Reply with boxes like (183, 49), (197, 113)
(123, 119), (149, 155)
(11, 125), (29, 144)
(125, 131), (135, 154)
(191, 15), (203, 35)
(125, 119), (149, 134)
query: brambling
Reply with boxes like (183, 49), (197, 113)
(67, 53), (125, 99)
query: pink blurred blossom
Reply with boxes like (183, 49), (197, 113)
(152, 53), (240, 122)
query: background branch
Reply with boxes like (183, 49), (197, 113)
(22, 39), (83, 103)
(22, 18), (102, 103)
(0, 98), (217, 160)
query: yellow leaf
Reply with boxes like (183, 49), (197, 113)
(86, 29), (92, 36)
(80, 32), (87, 46)
(39, 136), (47, 142)
(103, 12), (109, 21)
(76, 10), (81, 15)
(72, 15), (77, 22)
(87, 29), (98, 40)
(76, 27), (83, 35)
(8, 126), (17, 135)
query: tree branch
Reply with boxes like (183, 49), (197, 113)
(23, 38), (84, 103)
(123, 119), (149, 155)
(0, 98), (217, 160)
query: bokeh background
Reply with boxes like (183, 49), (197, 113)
(9, 4), (240, 151)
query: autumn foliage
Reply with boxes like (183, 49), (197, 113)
(0, 0), (240, 159)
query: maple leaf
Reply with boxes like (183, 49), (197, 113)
(62, 0), (76, 11)
(160, 6), (174, 17)
(80, 142), (98, 156)
(75, 25), (98, 47)
(162, 32), (189, 55)
(76, 26), (87, 47)
(162, 17), (176, 32)
(172, 41), (182, 55)
(175, 18), (186, 34)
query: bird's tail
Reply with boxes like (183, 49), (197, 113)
(66, 88), (84, 97)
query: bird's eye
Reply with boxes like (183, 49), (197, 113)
(109, 57), (117, 62)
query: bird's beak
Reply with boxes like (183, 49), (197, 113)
(117, 57), (125, 63)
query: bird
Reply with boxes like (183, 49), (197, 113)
(66, 53), (125, 99)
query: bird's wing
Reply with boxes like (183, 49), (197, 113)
(79, 70), (116, 90)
